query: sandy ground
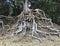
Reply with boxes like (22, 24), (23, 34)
(0, 24), (60, 46)
(0, 34), (60, 46)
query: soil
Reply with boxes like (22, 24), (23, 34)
(0, 34), (60, 46)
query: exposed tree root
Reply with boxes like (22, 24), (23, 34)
(0, 0), (60, 42)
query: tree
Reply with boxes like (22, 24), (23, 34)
(0, 0), (60, 24)
(30, 0), (60, 24)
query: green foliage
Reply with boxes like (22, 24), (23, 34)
(31, 0), (60, 24)
(15, 0), (21, 6)
(0, 0), (9, 16)
(0, 0), (60, 24)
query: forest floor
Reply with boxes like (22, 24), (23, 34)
(0, 24), (60, 46)
(0, 35), (60, 46)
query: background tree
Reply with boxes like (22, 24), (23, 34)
(0, 0), (60, 24)
(30, 0), (60, 24)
